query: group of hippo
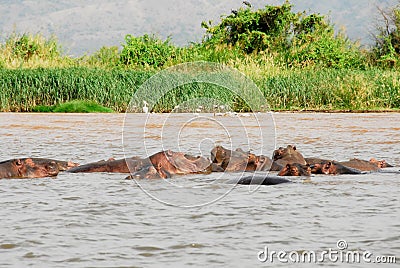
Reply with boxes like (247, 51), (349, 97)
(0, 144), (397, 185)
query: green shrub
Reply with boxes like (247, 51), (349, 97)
(371, 4), (400, 68)
(201, 2), (294, 53)
(84, 46), (120, 68)
(201, 1), (364, 68)
(32, 100), (114, 113)
(119, 34), (177, 68)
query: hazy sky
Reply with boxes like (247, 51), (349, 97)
(0, 0), (397, 55)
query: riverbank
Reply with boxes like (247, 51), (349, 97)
(1, 67), (399, 112)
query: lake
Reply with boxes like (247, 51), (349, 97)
(0, 112), (399, 267)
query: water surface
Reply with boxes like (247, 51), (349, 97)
(0, 113), (399, 267)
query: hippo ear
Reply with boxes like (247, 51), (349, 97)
(293, 146), (297, 150)
(286, 164), (291, 168)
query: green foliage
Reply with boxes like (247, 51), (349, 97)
(372, 4), (400, 68)
(12, 33), (39, 60)
(32, 100), (114, 113)
(202, 2), (294, 53)
(119, 34), (176, 68)
(0, 32), (62, 68)
(84, 46), (120, 68)
(286, 26), (364, 68)
(202, 1), (364, 68)
(0, 67), (399, 112)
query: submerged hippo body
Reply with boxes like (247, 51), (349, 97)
(339, 158), (394, 171)
(67, 157), (150, 173)
(0, 158), (59, 179)
(235, 175), (292, 185)
(339, 159), (380, 172)
(311, 160), (362, 175)
(305, 157), (330, 165)
(278, 163), (311, 176)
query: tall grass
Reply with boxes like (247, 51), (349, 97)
(0, 68), (152, 112)
(1, 66), (398, 112)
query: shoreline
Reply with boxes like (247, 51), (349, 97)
(1, 110), (400, 114)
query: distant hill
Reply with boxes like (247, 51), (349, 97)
(0, 0), (397, 56)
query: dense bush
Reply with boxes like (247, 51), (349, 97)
(119, 34), (176, 68)
(0, 32), (63, 68)
(372, 3), (400, 68)
(201, 1), (364, 68)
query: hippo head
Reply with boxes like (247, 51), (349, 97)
(255, 155), (272, 171)
(210, 146), (227, 164)
(272, 147), (285, 160)
(23, 158), (59, 178)
(278, 163), (311, 176)
(311, 161), (336, 175)
(126, 165), (168, 180)
(369, 158), (393, 168)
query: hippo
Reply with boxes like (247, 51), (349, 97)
(338, 158), (382, 172)
(338, 158), (393, 171)
(272, 145), (307, 170)
(0, 158), (60, 179)
(29, 158), (79, 171)
(310, 160), (362, 175)
(235, 175), (292, 185)
(211, 146), (257, 172)
(278, 163), (311, 176)
(67, 157), (150, 173)
(148, 150), (212, 178)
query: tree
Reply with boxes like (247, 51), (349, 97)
(372, 2), (400, 67)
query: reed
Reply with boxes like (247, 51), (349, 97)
(1, 66), (398, 112)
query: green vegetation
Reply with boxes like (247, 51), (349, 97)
(0, 1), (399, 112)
(372, 3), (400, 68)
(32, 100), (114, 113)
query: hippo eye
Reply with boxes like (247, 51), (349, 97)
(16, 159), (22, 166)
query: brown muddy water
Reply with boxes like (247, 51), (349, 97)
(0, 112), (399, 267)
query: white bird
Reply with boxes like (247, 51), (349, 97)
(142, 101), (149, 113)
